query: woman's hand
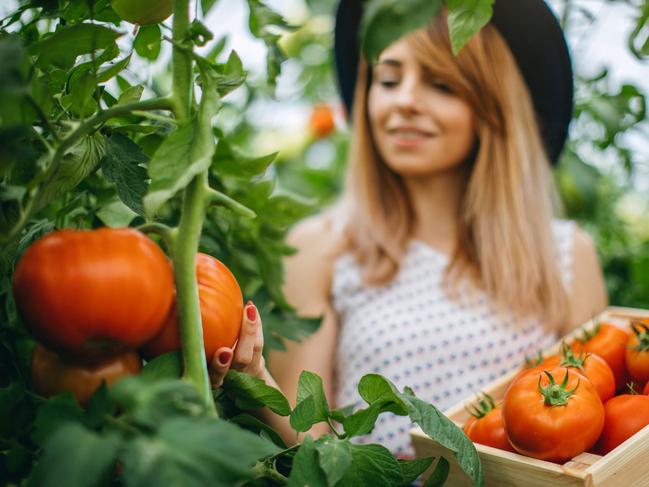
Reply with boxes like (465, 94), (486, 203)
(209, 300), (266, 388)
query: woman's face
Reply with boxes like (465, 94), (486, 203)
(367, 37), (476, 177)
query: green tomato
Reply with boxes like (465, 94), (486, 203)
(111, 0), (173, 25)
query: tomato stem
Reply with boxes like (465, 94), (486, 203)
(205, 187), (256, 219)
(171, 0), (193, 122)
(538, 369), (579, 407)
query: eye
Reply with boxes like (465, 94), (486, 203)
(426, 75), (452, 93)
(377, 79), (399, 88)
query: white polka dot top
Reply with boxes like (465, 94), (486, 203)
(331, 219), (575, 457)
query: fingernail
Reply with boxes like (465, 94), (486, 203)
(218, 350), (232, 365)
(246, 302), (257, 322)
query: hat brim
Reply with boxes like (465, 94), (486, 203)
(333, 0), (574, 164)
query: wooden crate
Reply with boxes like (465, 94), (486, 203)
(410, 306), (649, 487)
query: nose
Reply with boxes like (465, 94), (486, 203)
(394, 76), (423, 113)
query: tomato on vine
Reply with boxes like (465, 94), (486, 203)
(625, 321), (649, 386)
(463, 392), (516, 452)
(31, 344), (142, 405)
(13, 228), (175, 361)
(111, 0), (173, 25)
(502, 367), (604, 463)
(571, 322), (630, 390)
(595, 393), (649, 455)
(141, 253), (243, 362)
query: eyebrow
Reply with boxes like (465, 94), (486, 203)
(374, 59), (402, 67)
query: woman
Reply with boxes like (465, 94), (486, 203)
(210, 0), (608, 457)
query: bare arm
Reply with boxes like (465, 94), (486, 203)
(561, 226), (608, 335)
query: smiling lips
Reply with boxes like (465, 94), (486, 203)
(387, 126), (436, 147)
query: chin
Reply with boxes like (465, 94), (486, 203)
(385, 159), (464, 177)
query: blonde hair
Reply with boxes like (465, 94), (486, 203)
(341, 15), (569, 327)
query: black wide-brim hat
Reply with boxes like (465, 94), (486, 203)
(334, 0), (574, 164)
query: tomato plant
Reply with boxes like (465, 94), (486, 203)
(625, 321), (649, 386)
(572, 322), (630, 390)
(111, 0), (173, 25)
(595, 394), (649, 455)
(31, 344), (142, 405)
(12, 228), (174, 361)
(502, 367), (605, 462)
(142, 253), (243, 362)
(463, 393), (515, 452)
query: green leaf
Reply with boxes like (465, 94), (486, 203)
(28, 423), (121, 487)
(100, 132), (149, 215)
(117, 85), (144, 105)
(134, 24), (162, 61)
(65, 67), (98, 116)
(140, 352), (183, 381)
(314, 437), (353, 487)
(286, 435), (328, 487)
(34, 132), (107, 212)
(29, 23), (121, 69)
(361, 0), (442, 62)
(446, 0), (494, 55)
(289, 371), (330, 432)
(110, 377), (207, 430)
(195, 50), (247, 97)
(97, 54), (132, 82)
(96, 198), (137, 227)
(336, 443), (404, 487)
(400, 456), (436, 485)
(213, 138), (276, 178)
(222, 369), (291, 416)
(400, 391), (482, 487)
(201, 0), (219, 15)
(229, 413), (288, 449)
(424, 457), (450, 487)
(120, 417), (277, 487)
(144, 63), (221, 216)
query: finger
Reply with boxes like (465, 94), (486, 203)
(232, 301), (259, 371)
(209, 346), (233, 388)
(248, 322), (266, 378)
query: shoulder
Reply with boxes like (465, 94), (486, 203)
(283, 210), (347, 316)
(563, 224), (608, 333)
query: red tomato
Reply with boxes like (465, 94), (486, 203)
(309, 104), (335, 139)
(463, 393), (516, 452)
(572, 323), (630, 391)
(13, 228), (175, 361)
(625, 321), (649, 386)
(31, 344), (142, 405)
(510, 352), (561, 385)
(595, 394), (649, 455)
(558, 343), (615, 403)
(141, 253), (243, 362)
(643, 381), (649, 395)
(502, 367), (604, 463)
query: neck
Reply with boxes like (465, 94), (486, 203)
(402, 165), (467, 255)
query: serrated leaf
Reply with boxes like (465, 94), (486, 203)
(289, 371), (329, 432)
(213, 138), (276, 178)
(222, 369), (291, 416)
(97, 54), (131, 82)
(446, 0), (494, 55)
(400, 456), (436, 485)
(96, 199), (137, 227)
(336, 443), (403, 487)
(100, 132), (148, 215)
(28, 423), (121, 487)
(361, 0), (442, 62)
(120, 417), (277, 487)
(399, 391), (482, 487)
(144, 64), (221, 216)
(134, 24), (161, 61)
(314, 437), (353, 487)
(29, 23), (121, 69)
(286, 435), (328, 487)
(117, 85), (144, 105)
(195, 50), (246, 97)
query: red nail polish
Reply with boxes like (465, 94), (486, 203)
(218, 350), (232, 365)
(246, 303), (257, 322)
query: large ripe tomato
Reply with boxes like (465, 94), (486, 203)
(13, 228), (175, 361)
(571, 322), (630, 391)
(558, 343), (615, 403)
(31, 344), (142, 405)
(111, 0), (172, 25)
(595, 394), (649, 455)
(141, 253), (243, 362)
(463, 393), (516, 452)
(625, 321), (649, 386)
(502, 366), (604, 463)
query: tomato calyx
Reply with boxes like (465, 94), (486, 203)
(559, 341), (588, 372)
(465, 392), (497, 419)
(524, 351), (545, 368)
(575, 322), (602, 344)
(538, 369), (580, 406)
(629, 321), (649, 352)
